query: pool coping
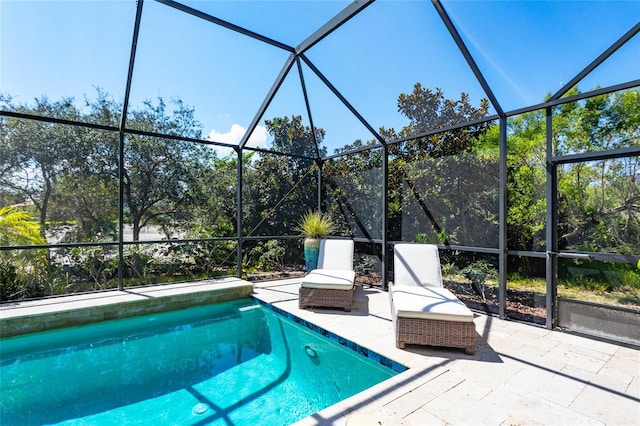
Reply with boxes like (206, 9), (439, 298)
(254, 297), (408, 374)
(0, 278), (254, 338)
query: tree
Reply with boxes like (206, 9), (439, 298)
(184, 152), (246, 240)
(506, 109), (547, 254)
(386, 85), (495, 245)
(245, 116), (325, 239)
(503, 87), (640, 281)
(1, 91), (214, 245)
(324, 139), (384, 239)
(555, 89), (640, 254)
(0, 95), (84, 235)
(1, 91), (218, 280)
(392, 83), (491, 159)
(114, 97), (210, 242)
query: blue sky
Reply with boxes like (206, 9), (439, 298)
(1, 0), (639, 155)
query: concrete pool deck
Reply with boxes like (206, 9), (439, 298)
(252, 279), (640, 426)
(1, 278), (638, 425)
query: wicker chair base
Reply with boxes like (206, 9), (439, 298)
(393, 314), (476, 354)
(299, 286), (354, 312)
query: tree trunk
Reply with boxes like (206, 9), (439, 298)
(131, 218), (142, 279)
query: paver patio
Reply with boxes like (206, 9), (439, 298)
(252, 279), (640, 426)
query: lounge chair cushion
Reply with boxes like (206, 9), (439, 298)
(391, 285), (474, 322)
(300, 269), (355, 290)
(317, 239), (354, 271)
(394, 243), (443, 287)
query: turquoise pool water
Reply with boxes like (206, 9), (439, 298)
(1, 299), (399, 425)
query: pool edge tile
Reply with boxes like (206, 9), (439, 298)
(253, 297), (409, 374)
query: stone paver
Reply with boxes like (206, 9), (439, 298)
(250, 280), (640, 426)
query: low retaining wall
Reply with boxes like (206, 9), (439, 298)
(0, 278), (254, 338)
(557, 298), (640, 347)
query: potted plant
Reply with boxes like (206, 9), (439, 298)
(295, 210), (336, 272)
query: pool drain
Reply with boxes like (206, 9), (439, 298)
(192, 403), (209, 415)
(304, 345), (318, 358)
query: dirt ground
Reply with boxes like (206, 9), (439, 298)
(248, 270), (547, 325)
(448, 281), (547, 325)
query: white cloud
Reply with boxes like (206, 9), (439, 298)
(206, 123), (268, 157)
(205, 123), (268, 147)
(246, 125), (268, 149)
(207, 123), (244, 145)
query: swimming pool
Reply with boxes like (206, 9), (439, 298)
(1, 299), (401, 425)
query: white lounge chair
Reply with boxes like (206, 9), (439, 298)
(390, 243), (476, 354)
(299, 239), (355, 311)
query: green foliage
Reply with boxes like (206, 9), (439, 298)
(1, 91), (211, 250)
(505, 88), (640, 283)
(186, 154), (239, 239)
(618, 294), (640, 306)
(380, 86), (497, 247)
(1, 84), (638, 306)
(0, 262), (23, 300)
(47, 267), (76, 296)
(394, 84), (491, 158)
(441, 262), (458, 276)
(264, 115), (326, 158)
(323, 146), (382, 238)
(415, 230), (449, 245)
(0, 96), (84, 231)
(506, 110), (547, 253)
(506, 271), (546, 291)
(0, 206), (45, 246)
(559, 259), (640, 292)
(0, 206), (48, 301)
(415, 232), (439, 244)
(573, 278), (611, 293)
(244, 118), (321, 238)
(295, 210), (336, 239)
(169, 241), (237, 275)
(460, 260), (497, 286)
(554, 89), (639, 255)
(56, 241), (238, 292)
(52, 175), (118, 241)
(459, 260), (497, 303)
(64, 245), (118, 288)
(247, 240), (285, 271)
(354, 254), (378, 275)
